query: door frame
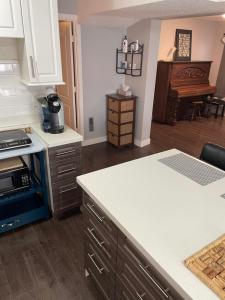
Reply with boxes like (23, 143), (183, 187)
(58, 14), (84, 137)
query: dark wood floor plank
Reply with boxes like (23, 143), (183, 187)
(0, 258), (12, 300)
(33, 217), (101, 300)
(1, 252), (34, 296)
(22, 245), (59, 292)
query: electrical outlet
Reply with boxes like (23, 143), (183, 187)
(89, 117), (94, 132)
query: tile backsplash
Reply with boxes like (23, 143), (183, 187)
(0, 61), (49, 121)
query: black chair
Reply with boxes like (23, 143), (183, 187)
(200, 143), (225, 171)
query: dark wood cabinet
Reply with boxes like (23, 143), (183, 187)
(83, 193), (117, 299)
(107, 94), (136, 147)
(48, 142), (82, 217)
(82, 193), (184, 300)
(116, 231), (184, 300)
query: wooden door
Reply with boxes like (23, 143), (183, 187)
(0, 0), (23, 37)
(57, 20), (77, 130)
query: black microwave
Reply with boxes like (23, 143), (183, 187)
(0, 157), (31, 197)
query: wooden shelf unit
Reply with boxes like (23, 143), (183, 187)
(106, 94), (136, 147)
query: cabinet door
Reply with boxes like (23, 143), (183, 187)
(0, 0), (23, 37)
(21, 0), (63, 84)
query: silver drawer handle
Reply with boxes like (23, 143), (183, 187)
(58, 167), (76, 174)
(87, 227), (105, 248)
(60, 186), (76, 194)
(88, 253), (104, 274)
(56, 150), (75, 156)
(139, 264), (169, 299)
(136, 292), (146, 300)
(1, 219), (20, 228)
(86, 203), (104, 223)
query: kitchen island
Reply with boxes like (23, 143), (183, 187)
(77, 149), (225, 300)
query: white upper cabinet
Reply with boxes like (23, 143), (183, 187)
(20, 0), (63, 85)
(0, 0), (24, 37)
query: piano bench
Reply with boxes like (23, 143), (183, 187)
(187, 101), (204, 121)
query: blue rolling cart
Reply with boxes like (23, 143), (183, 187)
(0, 133), (50, 234)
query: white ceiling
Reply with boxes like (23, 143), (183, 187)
(100, 0), (225, 20)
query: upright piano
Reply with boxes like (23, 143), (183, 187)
(152, 61), (216, 125)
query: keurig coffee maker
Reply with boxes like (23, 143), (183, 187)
(38, 93), (64, 134)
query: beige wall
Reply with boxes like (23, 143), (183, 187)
(158, 18), (225, 85)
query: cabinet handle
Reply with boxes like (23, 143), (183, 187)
(88, 253), (104, 274)
(1, 219), (20, 228)
(58, 167), (76, 174)
(87, 227), (105, 248)
(60, 186), (76, 194)
(30, 56), (36, 78)
(136, 292), (146, 300)
(138, 264), (169, 299)
(86, 203), (104, 223)
(56, 150), (75, 156)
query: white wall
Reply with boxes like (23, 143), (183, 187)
(57, 0), (77, 14)
(158, 18), (225, 85)
(81, 25), (125, 143)
(125, 19), (161, 147)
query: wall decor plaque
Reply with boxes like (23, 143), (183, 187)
(174, 29), (192, 61)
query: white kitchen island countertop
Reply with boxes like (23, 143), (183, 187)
(31, 123), (83, 148)
(77, 149), (225, 300)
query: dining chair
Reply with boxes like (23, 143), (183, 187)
(200, 143), (225, 171)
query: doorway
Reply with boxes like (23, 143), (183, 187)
(57, 15), (84, 135)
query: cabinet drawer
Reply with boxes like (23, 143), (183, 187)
(108, 98), (135, 113)
(108, 110), (134, 125)
(108, 122), (133, 136)
(116, 277), (136, 300)
(49, 142), (81, 162)
(50, 156), (81, 183)
(85, 235), (115, 300)
(121, 112), (134, 123)
(108, 132), (133, 147)
(108, 132), (119, 146)
(83, 193), (118, 243)
(120, 134), (132, 146)
(108, 110), (119, 124)
(108, 98), (119, 112)
(84, 209), (117, 268)
(121, 100), (134, 112)
(117, 232), (184, 300)
(52, 177), (82, 212)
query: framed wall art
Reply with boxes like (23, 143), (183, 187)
(174, 29), (192, 61)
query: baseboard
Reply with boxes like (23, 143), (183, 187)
(134, 138), (151, 148)
(82, 136), (107, 146)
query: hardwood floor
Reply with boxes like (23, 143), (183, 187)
(0, 117), (225, 299)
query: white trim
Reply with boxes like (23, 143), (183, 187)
(58, 14), (84, 137)
(82, 136), (107, 147)
(134, 138), (151, 148)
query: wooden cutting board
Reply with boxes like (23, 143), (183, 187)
(185, 234), (225, 299)
(0, 157), (23, 172)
